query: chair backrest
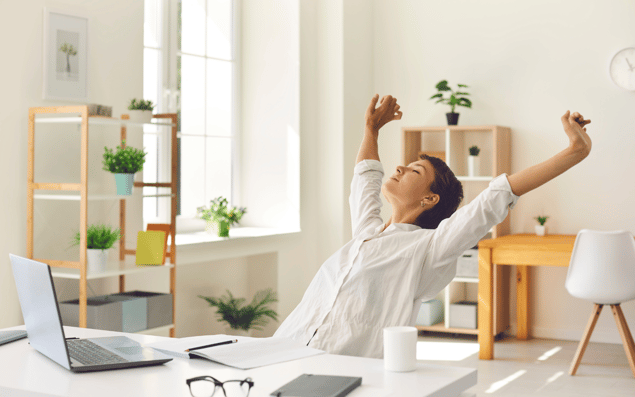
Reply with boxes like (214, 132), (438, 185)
(565, 229), (635, 304)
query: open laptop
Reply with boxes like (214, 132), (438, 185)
(10, 254), (173, 372)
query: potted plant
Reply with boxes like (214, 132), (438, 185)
(127, 98), (155, 124)
(429, 80), (472, 125)
(102, 141), (147, 195)
(71, 224), (121, 273)
(535, 216), (549, 236)
(197, 196), (246, 237)
(198, 289), (278, 336)
(468, 145), (480, 177)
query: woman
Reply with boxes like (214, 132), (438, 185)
(274, 94), (592, 358)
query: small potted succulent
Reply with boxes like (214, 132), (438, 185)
(198, 289), (278, 336)
(535, 216), (549, 236)
(429, 80), (472, 125)
(468, 145), (480, 177)
(197, 196), (246, 237)
(102, 141), (147, 195)
(126, 98), (155, 124)
(71, 224), (121, 273)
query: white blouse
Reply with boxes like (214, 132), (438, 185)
(274, 159), (519, 358)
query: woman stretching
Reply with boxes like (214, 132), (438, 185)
(274, 94), (592, 358)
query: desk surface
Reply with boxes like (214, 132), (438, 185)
(0, 326), (476, 397)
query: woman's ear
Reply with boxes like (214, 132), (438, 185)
(422, 194), (440, 209)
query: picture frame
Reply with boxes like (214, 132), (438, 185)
(42, 8), (89, 101)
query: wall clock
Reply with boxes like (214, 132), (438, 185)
(609, 47), (635, 90)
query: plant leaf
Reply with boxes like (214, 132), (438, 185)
(435, 80), (451, 91)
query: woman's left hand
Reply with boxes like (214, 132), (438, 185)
(561, 110), (592, 157)
(365, 94), (403, 132)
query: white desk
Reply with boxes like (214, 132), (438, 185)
(0, 326), (476, 397)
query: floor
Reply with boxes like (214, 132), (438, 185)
(415, 333), (635, 397)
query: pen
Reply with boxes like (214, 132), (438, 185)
(185, 339), (237, 352)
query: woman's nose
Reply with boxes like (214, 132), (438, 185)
(396, 165), (405, 173)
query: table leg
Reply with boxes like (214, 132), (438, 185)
(478, 247), (494, 360)
(516, 265), (529, 340)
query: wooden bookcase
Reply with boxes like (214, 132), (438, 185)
(403, 125), (512, 336)
(27, 105), (178, 337)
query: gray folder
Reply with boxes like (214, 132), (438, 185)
(270, 374), (362, 397)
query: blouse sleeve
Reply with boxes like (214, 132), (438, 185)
(414, 174), (520, 299)
(349, 160), (385, 238)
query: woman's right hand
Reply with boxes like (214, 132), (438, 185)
(365, 94), (402, 132)
(561, 110), (592, 158)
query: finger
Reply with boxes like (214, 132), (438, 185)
(367, 94), (379, 113)
(561, 110), (571, 127)
(394, 104), (400, 111)
(380, 95), (391, 105)
(394, 110), (403, 120)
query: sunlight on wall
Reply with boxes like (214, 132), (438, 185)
(485, 370), (527, 394)
(415, 341), (479, 361)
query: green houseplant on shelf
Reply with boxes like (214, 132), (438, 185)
(199, 289), (278, 336)
(127, 98), (155, 124)
(71, 224), (121, 273)
(468, 145), (480, 177)
(197, 196), (246, 237)
(429, 80), (472, 125)
(102, 141), (147, 195)
(535, 215), (549, 236)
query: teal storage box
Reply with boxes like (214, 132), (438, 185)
(111, 291), (173, 329)
(416, 299), (443, 326)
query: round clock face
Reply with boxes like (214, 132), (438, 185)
(610, 47), (635, 90)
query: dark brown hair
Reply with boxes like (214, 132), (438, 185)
(414, 154), (464, 229)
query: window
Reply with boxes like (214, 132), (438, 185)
(143, 0), (239, 231)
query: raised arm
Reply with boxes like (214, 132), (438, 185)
(356, 94), (403, 164)
(507, 111), (592, 196)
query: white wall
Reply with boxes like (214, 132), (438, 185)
(0, 0), (145, 328)
(371, 0), (635, 343)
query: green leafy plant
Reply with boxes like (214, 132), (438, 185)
(535, 216), (549, 226)
(128, 98), (155, 111)
(429, 80), (472, 114)
(197, 197), (246, 226)
(199, 289), (278, 331)
(102, 141), (147, 174)
(469, 145), (480, 156)
(71, 224), (121, 250)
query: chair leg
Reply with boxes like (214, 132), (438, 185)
(610, 304), (635, 377)
(570, 304), (603, 375)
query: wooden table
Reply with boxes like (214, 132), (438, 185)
(477, 234), (576, 359)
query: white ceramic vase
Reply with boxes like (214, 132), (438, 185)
(86, 249), (109, 273)
(127, 109), (153, 124)
(535, 225), (547, 236)
(467, 155), (480, 177)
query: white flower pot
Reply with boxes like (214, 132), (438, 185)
(127, 109), (153, 124)
(468, 155), (480, 177)
(535, 225), (547, 236)
(86, 249), (109, 273)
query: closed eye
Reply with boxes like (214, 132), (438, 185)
(413, 170), (420, 174)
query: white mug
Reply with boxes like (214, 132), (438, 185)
(383, 326), (417, 372)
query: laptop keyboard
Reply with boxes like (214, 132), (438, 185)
(67, 339), (129, 365)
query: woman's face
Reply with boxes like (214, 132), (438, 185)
(382, 159), (436, 207)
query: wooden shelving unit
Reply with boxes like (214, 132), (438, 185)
(403, 125), (511, 336)
(27, 105), (178, 337)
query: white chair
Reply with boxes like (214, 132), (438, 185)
(565, 229), (635, 376)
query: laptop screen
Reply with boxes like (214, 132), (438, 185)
(10, 254), (71, 370)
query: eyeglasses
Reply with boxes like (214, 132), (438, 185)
(186, 375), (254, 397)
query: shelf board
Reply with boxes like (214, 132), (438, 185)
(51, 258), (175, 280)
(456, 176), (493, 182)
(135, 324), (175, 335)
(33, 193), (175, 201)
(416, 321), (478, 335)
(453, 276), (479, 283)
(403, 125), (505, 132)
(34, 116), (174, 127)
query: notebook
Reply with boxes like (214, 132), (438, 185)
(0, 330), (27, 346)
(270, 374), (362, 397)
(9, 254), (173, 372)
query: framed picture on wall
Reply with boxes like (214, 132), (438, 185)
(42, 8), (89, 101)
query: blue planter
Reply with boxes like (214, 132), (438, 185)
(114, 173), (134, 195)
